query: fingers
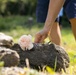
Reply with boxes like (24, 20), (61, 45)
(34, 34), (47, 43)
(39, 35), (46, 43)
(34, 29), (48, 43)
(34, 34), (41, 43)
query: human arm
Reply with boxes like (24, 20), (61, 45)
(34, 0), (65, 43)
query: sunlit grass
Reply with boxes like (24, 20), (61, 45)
(61, 28), (76, 51)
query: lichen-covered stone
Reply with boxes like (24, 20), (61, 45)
(0, 33), (14, 48)
(0, 33), (70, 72)
(11, 43), (70, 72)
(0, 47), (20, 67)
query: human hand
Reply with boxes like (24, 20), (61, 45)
(34, 29), (49, 43)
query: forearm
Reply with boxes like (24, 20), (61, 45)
(43, 0), (65, 32)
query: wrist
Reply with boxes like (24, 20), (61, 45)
(43, 26), (51, 34)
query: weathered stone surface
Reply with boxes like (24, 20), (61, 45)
(0, 47), (20, 67)
(11, 43), (70, 72)
(0, 33), (14, 48)
(0, 33), (70, 72)
(0, 67), (49, 75)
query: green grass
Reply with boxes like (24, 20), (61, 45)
(61, 28), (76, 66)
(0, 15), (76, 74)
